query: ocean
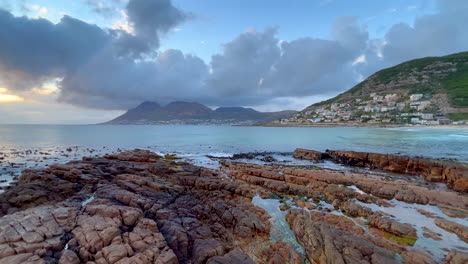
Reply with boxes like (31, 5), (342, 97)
(1, 124), (467, 187)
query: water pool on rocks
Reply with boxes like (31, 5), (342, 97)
(252, 195), (309, 262)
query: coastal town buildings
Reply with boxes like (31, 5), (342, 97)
(286, 93), (462, 126)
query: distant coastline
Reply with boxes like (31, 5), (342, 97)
(245, 122), (468, 129)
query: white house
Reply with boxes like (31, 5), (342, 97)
(410, 94), (423, 101)
(421, 113), (434, 120)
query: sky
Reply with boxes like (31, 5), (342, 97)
(0, 0), (466, 124)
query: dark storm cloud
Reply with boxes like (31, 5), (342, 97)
(0, 0), (205, 109)
(204, 0), (468, 107)
(59, 49), (208, 109)
(206, 27), (281, 97)
(263, 38), (357, 96)
(0, 10), (111, 90)
(1, 0), (468, 110)
(124, 0), (188, 54)
(127, 0), (187, 35)
(207, 19), (367, 104)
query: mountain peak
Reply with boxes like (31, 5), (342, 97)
(104, 101), (296, 124)
(164, 101), (212, 113)
(215, 107), (258, 113)
(133, 101), (161, 111)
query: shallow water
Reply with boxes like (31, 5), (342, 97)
(1, 124), (467, 189)
(251, 195), (307, 257)
(1, 125), (467, 159)
(355, 198), (468, 261)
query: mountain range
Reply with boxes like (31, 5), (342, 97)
(105, 52), (468, 126)
(104, 101), (297, 125)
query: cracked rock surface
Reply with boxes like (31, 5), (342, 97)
(1, 149), (467, 264)
(0, 150), (296, 264)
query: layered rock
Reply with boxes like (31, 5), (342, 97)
(0, 150), (278, 263)
(220, 161), (467, 263)
(221, 161), (468, 209)
(435, 219), (468, 242)
(1, 149), (467, 264)
(445, 250), (468, 264)
(293, 148), (468, 192)
(286, 209), (399, 264)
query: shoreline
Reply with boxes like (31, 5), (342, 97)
(244, 123), (468, 129)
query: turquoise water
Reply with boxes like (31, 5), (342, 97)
(0, 125), (467, 160)
(0, 125), (467, 187)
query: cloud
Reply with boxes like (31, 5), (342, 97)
(206, 18), (367, 105)
(332, 16), (368, 53)
(263, 38), (356, 96)
(436, 0), (468, 12)
(0, 0), (468, 113)
(206, 27), (281, 97)
(362, 0), (468, 73)
(0, 88), (24, 102)
(124, 0), (188, 54)
(0, 0), (203, 109)
(85, 0), (118, 17)
(58, 49), (208, 109)
(0, 10), (111, 90)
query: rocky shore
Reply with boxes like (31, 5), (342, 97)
(294, 148), (468, 192)
(0, 149), (467, 263)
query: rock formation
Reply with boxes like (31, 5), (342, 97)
(0, 149), (467, 263)
(0, 150), (298, 264)
(294, 148), (468, 193)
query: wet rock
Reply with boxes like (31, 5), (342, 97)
(417, 209), (437, 218)
(0, 150), (274, 263)
(286, 209), (398, 264)
(293, 148), (330, 161)
(58, 250), (80, 264)
(340, 201), (372, 218)
(207, 248), (256, 264)
(192, 239), (224, 263)
(439, 206), (468, 218)
(294, 148), (468, 193)
(260, 156), (277, 163)
(422, 227), (442, 241)
(1, 148), (465, 264)
(435, 218), (468, 242)
(400, 250), (438, 264)
(232, 153), (256, 160)
(255, 241), (303, 264)
(221, 161), (468, 209)
(444, 250), (468, 264)
(294, 200), (315, 210)
(367, 215), (417, 239)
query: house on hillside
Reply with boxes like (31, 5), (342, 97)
(421, 113), (434, 120)
(410, 94), (423, 101)
(411, 117), (421, 124)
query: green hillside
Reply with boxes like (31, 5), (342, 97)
(315, 52), (468, 108)
(286, 52), (468, 125)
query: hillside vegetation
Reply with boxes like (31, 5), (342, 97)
(286, 52), (468, 125)
(317, 52), (468, 108)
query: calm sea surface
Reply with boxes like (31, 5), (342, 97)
(1, 125), (467, 159)
(1, 125), (467, 186)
